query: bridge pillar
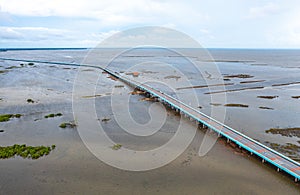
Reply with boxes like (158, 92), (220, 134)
(295, 178), (298, 182)
(227, 138), (230, 143)
(277, 168), (280, 172)
(262, 159), (265, 163)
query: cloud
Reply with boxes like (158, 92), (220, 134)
(247, 2), (280, 19)
(0, 26), (119, 47)
(0, 0), (209, 27)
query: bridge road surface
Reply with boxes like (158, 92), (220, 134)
(1, 57), (300, 182)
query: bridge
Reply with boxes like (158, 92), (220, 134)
(1, 57), (300, 182)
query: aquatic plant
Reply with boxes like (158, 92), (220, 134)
(59, 123), (67, 128)
(257, 95), (278, 99)
(0, 144), (56, 159)
(224, 103), (249, 108)
(101, 117), (111, 122)
(44, 113), (63, 118)
(27, 99), (35, 103)
(0, 114), (22, 122)
(59, 122), (76, 128)
(265, 127), (300, 138)
(0, 70), (8, 74)
(111, 144), (122, 150)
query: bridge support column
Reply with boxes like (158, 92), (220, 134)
(277, 168), (280, 172)
(227, 138), (230, 143)
(262, 159), (265, 163)
(295, 178), (298, 182)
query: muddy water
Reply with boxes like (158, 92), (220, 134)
(0, 49), (300, 194)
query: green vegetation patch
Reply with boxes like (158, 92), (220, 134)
(266, 127), (300, 138)
(259, 106), (274, 110)
(0, 70), (8, 74)
(114, 85), (124, 88)
(224, 103), (249, 108)
(5, 66), (20, 70)
(111, 144), (122, 150)
(44, 113), (63, 118)
(59, 122), (76, 128)
(224, 74), (254, 79)
(101, 117), (111, 122)
(0, 114), (22, 122)
(27, 99), (35, 103)
(267, 142), (300, 161)
(0, 144), (56, 159)
(257, 95), (278, 99)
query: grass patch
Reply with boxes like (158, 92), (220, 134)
(5, 66), (20, 69)
(0, 70), (8, 74)
(0, 144), (55, 159)
(210, 103), (222, 106)
(224, 74), (254, 79)
(44, 113), (62, 118)
(111, 144), (122, 150)
(0, 114), (22, 122)
(27, 99), (35, 103)
(257, 95), (278, 99)
(265, 127), (300, 138)
(259, 106), (274, 110)
(114, 85), (124, 88)
(267, 141), (300, 161)
(224, 103), (249, 108)
(59, 122), (76, 129)
(101, 117), (111, 122)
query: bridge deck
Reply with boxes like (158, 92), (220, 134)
(1, 57), (300, 182)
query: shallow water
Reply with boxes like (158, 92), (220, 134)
(0, 48), (300, 194)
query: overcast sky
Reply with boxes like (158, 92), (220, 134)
(0, 0), (300, 48)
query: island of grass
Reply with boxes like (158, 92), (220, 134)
(224, 103), (249, 108)
(44, 113), (63, 118)
(257, 95), (278, 99)
(27, 99), (35, 103)
(111, 144), (122, 150)
(259, 106), (274, 110)
(224, 74), (254, 79)
(265, 127), (300, 138)
(59, 122), (76, 128)
(266, 142), (300, 161)
(0, 114), (22, 122)
(0, 144), (56, 159)
(0, 70), (8, 74)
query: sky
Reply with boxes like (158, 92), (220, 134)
(0, 0), (300, 48)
